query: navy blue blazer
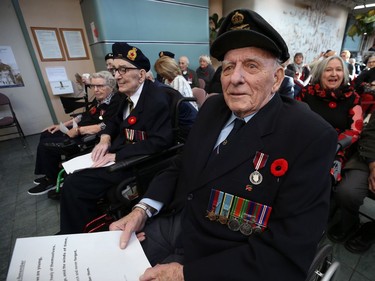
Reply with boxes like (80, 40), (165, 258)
(102, 79), (174, 161)
(145, 94), (337, 280)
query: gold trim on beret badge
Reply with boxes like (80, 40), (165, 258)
(127, 47), (137, 61)
(230, 11), (250, 30)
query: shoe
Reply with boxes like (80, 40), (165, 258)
(28, 181), (56, 195)
(33, 176), (48, 185)
(48, 189), (61, 200)
(345, 222), (375, 254)
(327, 222), (359, 243)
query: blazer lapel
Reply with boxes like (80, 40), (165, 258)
(194, 94), (283, 189)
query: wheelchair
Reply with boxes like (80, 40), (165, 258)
(305, 243), (340, 281)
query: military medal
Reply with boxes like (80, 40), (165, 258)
(99, 110), (105, 120)
(218, 193), (233, 224)
(204, 189), (273, 236)
(240, 221), (253, 236)
(228, 197), (244, 231)
(249, 171), (263, 185)
(206, 189), (223, 221)
(249, 151), (269, 185)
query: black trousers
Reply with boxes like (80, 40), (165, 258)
(142, 211), (184, 266)
(34, 131), (66, 181)
(333, 169), (370, 231)
(60, 166), (132, 234)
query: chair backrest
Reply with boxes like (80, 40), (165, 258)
(0, 92), (10, 106)
(198, 78), (205, 90)
(60, 96), (89, 114)
(192, 87), (207, 108)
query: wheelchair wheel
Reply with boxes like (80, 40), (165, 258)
(306, 244), (337, 281)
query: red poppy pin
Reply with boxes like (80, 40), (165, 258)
(328, 101), (337, 109)
(128, 116), (137, 125)
(270, 158), (288, 177)
(90, 107), (97, 115)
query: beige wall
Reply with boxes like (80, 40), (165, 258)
(1, 0), (53, 138)
(19, 0), (95, 123)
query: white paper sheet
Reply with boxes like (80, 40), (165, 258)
(7, 231), (150, 281)
(62, 152), (114, 174)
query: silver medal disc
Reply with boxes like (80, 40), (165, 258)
(249, 171), (263, 185)
(240, 222), (253, 236)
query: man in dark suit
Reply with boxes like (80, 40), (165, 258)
(110, 9), (337, 280)
(59, 42), (174, 234)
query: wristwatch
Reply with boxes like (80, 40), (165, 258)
(132, 202), (157, 218)
(99, 122), (106, 130)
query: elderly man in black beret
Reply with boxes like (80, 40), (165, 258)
(110, 9), (337, 281)
(59, 43), (174, 234)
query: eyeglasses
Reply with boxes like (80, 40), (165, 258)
(90, 84), (107, 89)
(110, 66), (139, 75)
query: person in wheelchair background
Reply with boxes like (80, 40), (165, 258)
(28, 71), (122, 196)
(58, 42), (175, 234)
(109, 9), (337, 281)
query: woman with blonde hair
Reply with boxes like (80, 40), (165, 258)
(154, 56), (197, 109)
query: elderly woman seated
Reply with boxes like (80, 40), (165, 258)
(28, 71), (122, 196)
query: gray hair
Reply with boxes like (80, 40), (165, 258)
(90, 71), (117, 91)
(199, 55), (212, 65)
(310, 55), (349, 86)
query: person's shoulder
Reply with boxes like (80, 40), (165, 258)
(281, 97), (335, 130)
(111, 92), (124, 103)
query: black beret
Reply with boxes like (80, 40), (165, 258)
(210, 9), (289, 63)
(159, 51), (175, 59)
(105, 53), (114, 61)
(112, 42), (151, 72)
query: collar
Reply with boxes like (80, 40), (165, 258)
(99, 92), (115, 105)
(127, 82), (144, 108)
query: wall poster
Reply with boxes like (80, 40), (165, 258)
(0, 46), (24, 88)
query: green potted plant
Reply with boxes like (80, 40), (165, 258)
(209, 13), (225, 45)
(348, 9), (375, 38)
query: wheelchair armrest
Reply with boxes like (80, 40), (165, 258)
(107, 143), (184, 173)
(108, 155), (151, 173)
(81, 134), (97, 143)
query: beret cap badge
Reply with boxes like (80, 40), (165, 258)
(230, 11), (250, 30)
(127, 48), (138, 61)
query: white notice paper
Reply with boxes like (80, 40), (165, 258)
(6, 231), (150, 281)
(62, 152), (114, 174)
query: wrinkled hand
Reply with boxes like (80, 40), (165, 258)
(91, 141), (110, 162)
(368, 162), (375, 193)
(140, 263), (184, 281)
(109, 208), (148, 249)
(43, 124), (59, 134)
(91, 153), (115, 167)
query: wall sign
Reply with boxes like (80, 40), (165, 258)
(30, 27), (65, 61)
(59, 28), (89, 60)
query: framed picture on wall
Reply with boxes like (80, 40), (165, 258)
(30, 27), (66, 61)
(59, 28), (89, 60)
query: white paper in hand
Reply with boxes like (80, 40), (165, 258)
(6, 231), (150, 281)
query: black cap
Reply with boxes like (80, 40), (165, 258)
(159, 51), (175, 59)
(105, 53), (114, 61)
(112, 42), (151, 72)
(210, 9), (289, 63)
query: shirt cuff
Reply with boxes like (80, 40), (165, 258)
(140, 198), (163, 216)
